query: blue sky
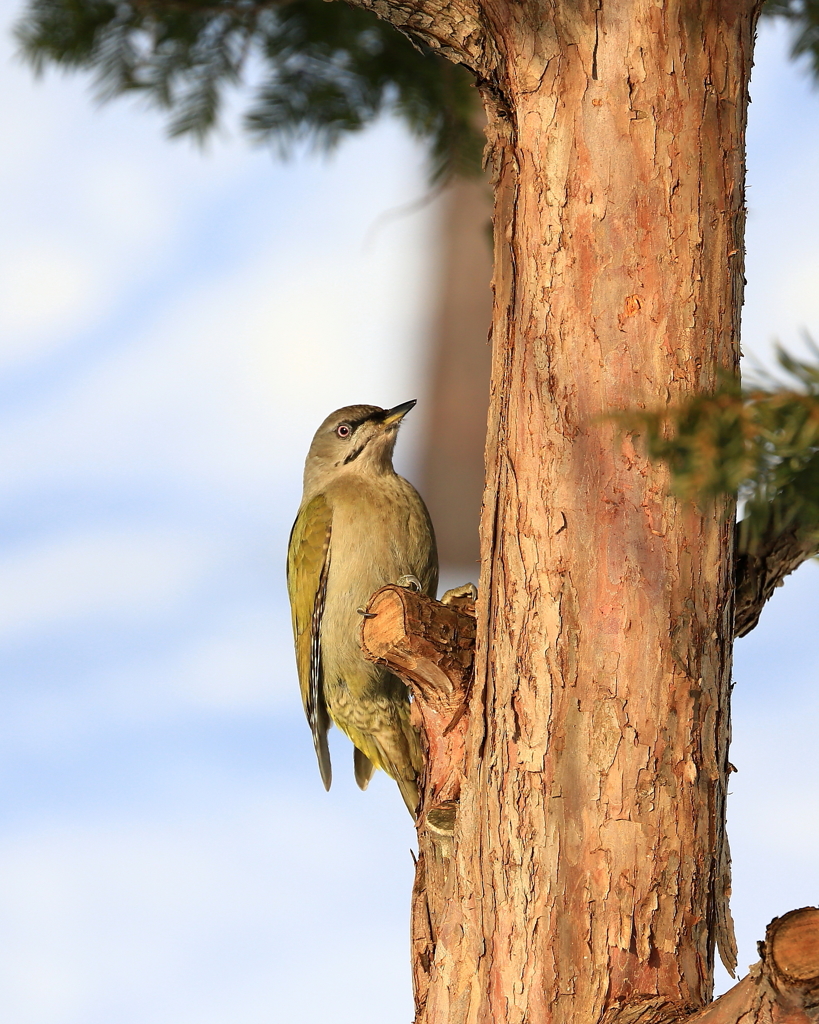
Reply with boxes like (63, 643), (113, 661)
(0, 5), (817, 1020)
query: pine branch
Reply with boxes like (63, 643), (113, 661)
(14, 0), (485, 180)
(762, 0), (819, 81)
(618, 344), (819, 637)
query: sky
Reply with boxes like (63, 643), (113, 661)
(0, 5), (817, 1022)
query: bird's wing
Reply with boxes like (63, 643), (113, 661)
(287, 493), (333, 790)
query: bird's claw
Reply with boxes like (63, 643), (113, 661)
(396, 574), (423, 592)
(357, 607), (377, 619)
(441, 583), (478, 608)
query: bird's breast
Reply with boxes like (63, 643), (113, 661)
(319, 474), (436, 689)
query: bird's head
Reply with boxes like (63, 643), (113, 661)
(303, 401), (416, 495)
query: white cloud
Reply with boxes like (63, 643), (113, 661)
(0, 528), (213, 643)
(0, 39), (233, 374)
(0, 791), (416, 1024)
(742, 22), (819, 368)
(0, 148), (433, 496)
(0, 241), (99, 339)
(0, 608), (295, 759)
(169, 609), (293, 711)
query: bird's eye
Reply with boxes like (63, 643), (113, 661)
(336, 423), (351, 439)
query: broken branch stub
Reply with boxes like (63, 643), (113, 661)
(763, 907), (819, 1015)
(600, 908), (819, 1024)
(681, 907), (819, 1024)
(360, 583), (476, 1016)
(359, 583), (475, 812)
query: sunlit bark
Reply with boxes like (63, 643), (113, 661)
(351, 0), (765, 1020)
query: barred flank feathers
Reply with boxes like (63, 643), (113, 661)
(310, 541), (332, 791)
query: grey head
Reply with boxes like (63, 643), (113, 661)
(303, 400), (416, 497)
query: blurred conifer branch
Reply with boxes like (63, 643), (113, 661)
(762, 0), (819, 77)
(14, 0), (484, 180)
(13, 0), (819, 630)
(622, 343), (819, 543)
(12, 0), (819, 179)
(618, 342), (819, 635)
(11, 0), (819, 178)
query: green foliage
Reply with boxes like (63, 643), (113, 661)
(619, 344), (819, 549)
(14, 0), (484, 180)
(13, 0), (819, 179)
(763, 0), (819, 79)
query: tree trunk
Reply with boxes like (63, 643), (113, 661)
(362, 591), (819, 1024)
(422, 1), (756, 1021)
(346, 0), (760, 1019)
(420, 176), (493, 573)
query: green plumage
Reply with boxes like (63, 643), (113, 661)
(287, 492), (333, 788)
(286, 402), (438, 814)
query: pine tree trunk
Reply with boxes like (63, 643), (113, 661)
(420, 176), (492, 573)
(416, 1), (758, 1020)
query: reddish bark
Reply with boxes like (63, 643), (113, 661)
(688, 908), (819, 1024)
(343, 0), (764, 1018)
(360, 584), (474, 816)
(461, 0), (756, 1015)
(360, 584), (476, 1015)
(363, 593), (819, 1024)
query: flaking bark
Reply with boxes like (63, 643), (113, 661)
(340, 0), (494, 72)
(360, 584), (476, 1016)
(361, 593), (819, 1024)
(461, 0), (756, 1017)
(686, 907), (819, 1024)
(345, 0), (765, 1019)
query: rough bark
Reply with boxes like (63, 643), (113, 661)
(343, 0), (762, 1018)
(341, 0), (494, 71)
(360, 584), (476, 1017)
(436, 0), (757, 1021)
(362, 592), (819, 1024)
(363, 592), (819, 1024)
(686, 907), (819, 1024)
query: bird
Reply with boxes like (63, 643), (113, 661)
(286, 401), (438, 814)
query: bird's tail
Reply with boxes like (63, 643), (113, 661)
(378, 706), (423, 817)
(353, 747), (374, 790)
(353, 738), (420, 815)
(339, 680), (423, 816)
(395, 773), (420, 817)
(354, 713), (422, 816)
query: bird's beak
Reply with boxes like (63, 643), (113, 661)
(382, 399), (417, 426)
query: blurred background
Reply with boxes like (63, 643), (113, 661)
(1, 2), (818, 1019)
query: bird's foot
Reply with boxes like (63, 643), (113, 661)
(396, 574), (423, 592)
(441, 583), (478, 609)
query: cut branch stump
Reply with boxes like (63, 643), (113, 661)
(677, 907), (819, 1024)
(360, 583), (475, 1016)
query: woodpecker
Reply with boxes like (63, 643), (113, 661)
(287, 401), (438, 813)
